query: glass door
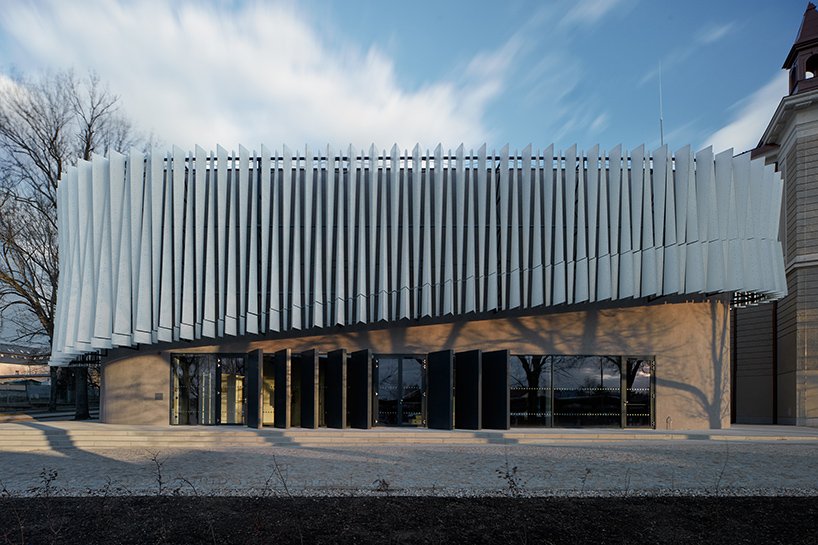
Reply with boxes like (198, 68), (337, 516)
(261, 355), (275, 426)
(171, 355), (217, 425)
(622, 358), (654, 428)
(374, 356), (426, 426)
(218, 356), (246, 425)
(171, 354), (244, 425)
(375, 357), (400, 425)
(400, 357), (425, 426)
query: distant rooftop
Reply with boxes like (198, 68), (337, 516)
(0, 344), (50, 364)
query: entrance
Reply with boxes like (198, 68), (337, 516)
(289, 351), (327, 428)
(373, 356), (425, 426)
(171, 354), (246, 425)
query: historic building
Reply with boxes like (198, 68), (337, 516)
(734, 2), (818, 427)
(48, 137), (785, 430)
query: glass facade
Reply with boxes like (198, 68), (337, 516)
(171, 354), (246, 425)
(624, 358), (653, 428)
(171, 351), (653, 429)
(552, 356), (622, 427)
(510, 355), (552, 427)
(509, 355), (654, 428)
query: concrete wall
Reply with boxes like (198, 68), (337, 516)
(101, 352), (170, 425)
(101, 299), (731, 429)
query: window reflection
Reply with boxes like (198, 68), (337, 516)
(374, 355), (425, 427)
(377, 358), (400, 426)
(401, 358), (424, 426)
(219, 357), (245, 425)
(171, 351), (653, 429)
(552, 356), (622, 428)
(624, 358), (653, 428)
(262, 355), (275, 426)
(171, 354), (245, 425)
(509, 355), (551, 427)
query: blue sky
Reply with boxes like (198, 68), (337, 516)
(0, 0), (806, 154)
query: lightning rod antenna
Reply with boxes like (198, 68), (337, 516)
(659, 62), (665, 147)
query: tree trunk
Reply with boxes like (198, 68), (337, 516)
(74, 367), (90, 420)
(48, 366), (58, 412)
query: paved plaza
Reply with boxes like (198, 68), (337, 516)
(1, 422), (817, 497)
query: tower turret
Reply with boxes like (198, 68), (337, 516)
(784, 2), (818, 94)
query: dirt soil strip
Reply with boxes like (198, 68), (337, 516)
(0, 496), (816, 545)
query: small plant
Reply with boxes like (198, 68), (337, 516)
(30, 468), (65, 545)
(715, 440), (730, 494)
(496, 459), (523, 497)
(623, 467), (631, 497)
(271, 455), (291, 498)
(580, 467), (591, 493)
(373, 478), (391, 494)
(269, 455), (304, 544)
(37, 468), (59, 498)
(173, 476), (199, 496)
(148, 451), (166, 496)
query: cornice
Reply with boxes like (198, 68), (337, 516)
(759, 88), (818, 148)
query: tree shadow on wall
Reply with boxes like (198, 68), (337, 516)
(496, 298), (730, 429)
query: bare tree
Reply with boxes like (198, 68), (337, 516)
(0, 70), (140, 414)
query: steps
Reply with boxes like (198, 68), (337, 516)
(0, 426), (508, 450)
(2, 423), (818, 451)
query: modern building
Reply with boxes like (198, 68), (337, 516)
(47, 138), (785, 430)
(734, 2), (818, 427)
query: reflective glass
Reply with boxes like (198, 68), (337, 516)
(319, 355), (328, 427)
(262, 355), (275, 426)
(376, 358), (400, 425)
(290, 354), (302, 427)
(374, 356), (425, 427)
(171, 355), (218, 425)
(552, 356), (621, 427)
(219, 356), (245, 425)
(625, 358), (653, 427)
(509, 355), (551, 426)
(401, 358), (424, 426)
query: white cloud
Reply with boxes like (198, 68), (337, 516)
(0, 0), (509, 151)
(560, 0), (625, 28)
(697, 22), (735, 44)
(640, 20), (735, 86)
(590, 113), (609, 133)
(702, 71), (787, 154)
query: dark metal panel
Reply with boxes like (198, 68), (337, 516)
(300, 349), (320, 429)
(427, 350), (453, 430)
(482, 349), (509, 430)
(245, 349), (263, 429)
(326, 348), (347, 429)
(455, 349), (481, 430)
(273, 349), (291, 428)
(348, 349), (372, 429)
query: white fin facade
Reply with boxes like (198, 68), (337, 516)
(49, 144), (786, 365)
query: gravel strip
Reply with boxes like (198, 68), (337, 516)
(2, 441), (817, 497)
